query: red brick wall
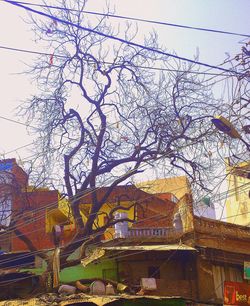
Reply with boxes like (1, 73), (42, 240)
(0, 159), (65, 252)
(11, 190), (58, 251)
(12, 163), (28, 188)
(134, 199), (175, 228)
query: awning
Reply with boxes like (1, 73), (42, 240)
(102, 244), (196, 252)
(81, 244), (196, 267)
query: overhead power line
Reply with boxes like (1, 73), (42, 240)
(0, 147), (246, 272)
(0, 167), (242, 243)
(0, 44), (232, 77)
(0, 115), (37, 130)
(3, 0), (241, 75)
(0, 163), (240, 269)
(0, 137), (229, 238)
(11, 1), (250, 38)
(4, 143), (34, 155)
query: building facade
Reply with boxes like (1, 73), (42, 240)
(225, 158), (250, 226)
(79, 193), (250, 305)
(0, 159), (71, 252)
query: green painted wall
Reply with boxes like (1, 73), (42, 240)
(20, 254), (118, 284)
(20, 259), (47, 275)
(60, 260), (117, 283)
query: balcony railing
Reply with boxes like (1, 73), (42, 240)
(127, 227), (173, 237)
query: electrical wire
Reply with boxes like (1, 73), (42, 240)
(0, 27), (240, 157)
(3, 0), (242, 75)
(79, 173), (248, 264)
(0, 131), (213, 231)
(3, 143), (34, 156)
(0, 0), (247, 290)
(0, 210), (175, 267)
(0, 205), (182, 268)
(0, 212), (203, 277)
(0, 225), (194, 286)
(0, 168), (245, 266)
(0, 44), (232, 77)
(1, 164), (241, 239)
(1, 188), (249, 287)
(1, 145), (247, 240)
(0, 178), (248, 284)
(0, 220), (242, 283)
(0, 160), (244, 241)
(0, 2), (242, 158)
(0, 115), (37, 130)
(0, 45), (245, 272)
(0, 165), (231, 258)
(10, 1), (250, 38)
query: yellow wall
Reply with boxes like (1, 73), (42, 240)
(136, 176), (191, 200)
(46, 194), (136, 239)
(58, 196), (72, 218)
(46, 195), (74, 233)
(225, 160), (250, 226)
(80, 201), (136, 239)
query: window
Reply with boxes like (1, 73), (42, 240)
(212, 264), (242, 299)
(148, 266), (160, 279)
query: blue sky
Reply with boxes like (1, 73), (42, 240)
(105, 0), (250, 62)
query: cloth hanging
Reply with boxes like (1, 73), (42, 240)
(52, 224), (62, 246)
(49, 53), (54, 65)
(52, 247), (60, 288)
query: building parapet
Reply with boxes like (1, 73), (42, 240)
(194, 216), (250, 240)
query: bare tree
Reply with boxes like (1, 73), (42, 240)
(15, 0), (223, 267)
(213, 41), (250, 161)
(234, 41), (250, 138)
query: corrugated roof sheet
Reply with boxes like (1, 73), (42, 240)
(81, 248), (106, 267)
(81, 244), (196, 267)
(102, 244), (196, 252)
